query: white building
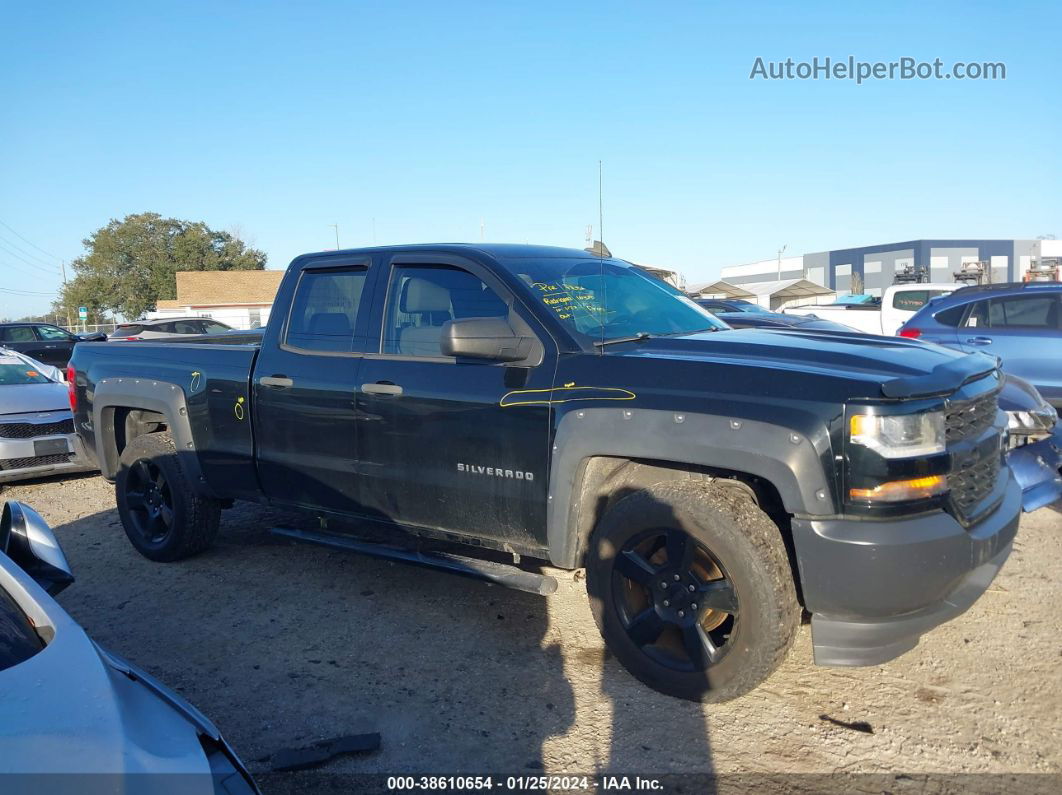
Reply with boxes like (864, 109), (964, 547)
(720, 239), (1062, 298)
(687, 277), (835, 310)
(149, 270), (286, 329)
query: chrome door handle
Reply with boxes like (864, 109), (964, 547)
(260, 375), (294, 388)
(361, 382), (403, 396)
(965, 337), (993, 345)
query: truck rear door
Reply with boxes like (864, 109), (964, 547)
(252, 255), (376, 513)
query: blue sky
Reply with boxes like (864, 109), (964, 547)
(2, 1), (1059, 318)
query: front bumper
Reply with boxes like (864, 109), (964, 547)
(0, 433), (96, 484)
(1007, 427), (1062, 512)
(793, 471), (1021, 666)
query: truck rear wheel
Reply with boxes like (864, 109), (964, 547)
(585, 481), (799, 702)
(116, 432), (220, 561)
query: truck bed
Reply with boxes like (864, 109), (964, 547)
(72, 340), (261, 499)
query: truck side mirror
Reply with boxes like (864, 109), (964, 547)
(441, 317), (534, 363)
(0, 502), (74, 596)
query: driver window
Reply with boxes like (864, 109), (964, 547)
(383, 265), (508, 357)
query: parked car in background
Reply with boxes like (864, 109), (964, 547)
(784, 283), (959, 336)
(0, 500), (259, 791)
(0, 350), (95, 488)
(897, 282), (1062, 408)
(109, 317), (235, 341)
(0, 323), (106, 367)
(695, 299), (857, 332)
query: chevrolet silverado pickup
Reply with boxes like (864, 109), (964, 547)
(70, 244), (1021, 701)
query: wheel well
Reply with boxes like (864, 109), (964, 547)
(570, 456), (802, 604)
(102, 406), (169, 476)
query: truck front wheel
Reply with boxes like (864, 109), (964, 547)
(585, 481), (799, 702)
(116, 432), (220, 562)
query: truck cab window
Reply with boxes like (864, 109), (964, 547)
(286, 267), (367, 352)
(383, 265), (508, 357)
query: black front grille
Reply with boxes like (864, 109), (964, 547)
(0, 419), (74, 439)
(0, 453), (72, 470)
(951, 453), (1001, 517)
(946, 392), (998, 442)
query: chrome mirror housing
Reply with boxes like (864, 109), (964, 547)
(1, 501), (74, 596)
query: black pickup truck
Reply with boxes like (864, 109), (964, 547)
(70, 244), (1020, 701)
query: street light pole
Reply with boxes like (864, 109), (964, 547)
(777, 244), (787, 280)
(329, 224), (340, 250)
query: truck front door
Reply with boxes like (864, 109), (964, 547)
(253, 257), (375, 514)
(355, 255), (555, 551)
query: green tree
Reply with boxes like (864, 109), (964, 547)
(56, 212), (267, 320)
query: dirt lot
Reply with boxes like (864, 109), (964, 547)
(5, 473), (1062, 791)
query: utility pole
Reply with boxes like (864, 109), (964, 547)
(60, 260), (72, 329)
(777, 244), (788, 281)
(329, 224), (340, 250)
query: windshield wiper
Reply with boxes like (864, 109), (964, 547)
(654, 327), (727, 337)
(593, 331), (653, 348)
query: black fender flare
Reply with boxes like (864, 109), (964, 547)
(90, 376), (209, 492)
(546, 407), (836, 568)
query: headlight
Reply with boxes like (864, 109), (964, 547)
(849, 411), (945, 458)
(1007, 404), (1057, 435)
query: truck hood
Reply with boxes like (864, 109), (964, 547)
(620, 328), (998, 399)
(0, 382), (70, 416)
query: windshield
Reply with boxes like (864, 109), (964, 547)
(0, 358), (53, 385)
(730, 303), (772, 314)
(513, 259), (727, 342)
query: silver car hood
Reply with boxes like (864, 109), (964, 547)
(0, 554), (218, 785)
(0, 382), (70, 416)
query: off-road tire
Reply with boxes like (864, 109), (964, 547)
(585, 480), (799, 702)
(116, 432), (220, 561)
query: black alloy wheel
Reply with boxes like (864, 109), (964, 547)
(123, 458), (175, 545)
(612, 527), (739, 673)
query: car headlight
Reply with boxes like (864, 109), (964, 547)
(849, 411), (945, 458)
(1007, 404), (1057, 435)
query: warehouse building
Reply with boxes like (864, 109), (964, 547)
(719, 238), (1062, 297)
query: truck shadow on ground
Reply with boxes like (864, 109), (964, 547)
(43, 495), (717, 789)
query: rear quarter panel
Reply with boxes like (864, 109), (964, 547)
(71, 341), (260, 499)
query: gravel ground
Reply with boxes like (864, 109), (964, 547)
(4, 473), (1061, 791)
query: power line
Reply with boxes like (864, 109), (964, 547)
(0, 217), (61, 261)
(0, 240), (57, 274)
(0, 257), (61, 281)
(0, 286), (58, 296)
(0, 228), (57, 268)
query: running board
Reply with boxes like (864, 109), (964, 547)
(269, 526), (559, 596)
